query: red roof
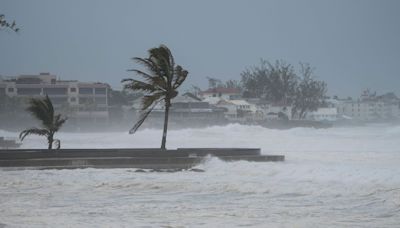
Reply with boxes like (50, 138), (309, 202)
(200, 87), (240, 94)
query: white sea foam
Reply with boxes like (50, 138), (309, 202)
(1, 124), (400, 227)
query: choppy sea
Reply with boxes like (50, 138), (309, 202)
(1, 124), (399, 227)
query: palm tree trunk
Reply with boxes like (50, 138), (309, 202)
(161, 98), (170, 150)
(48, 134), (53, 150)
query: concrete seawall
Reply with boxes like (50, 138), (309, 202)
(0, 148), (284, 170)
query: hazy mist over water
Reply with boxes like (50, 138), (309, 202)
(1, 124), (399, 227)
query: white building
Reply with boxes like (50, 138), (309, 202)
(207, 98), (258, 122)
(199, 87), (241, 100)
(334, 91), (400, 121)
(246, 99), (293, 121)
(337, 100), (400, 121)
(307, 107), (338, 122)
(0, 73), (110, 121)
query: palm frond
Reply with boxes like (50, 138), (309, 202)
(129, 101), (161, 134)
(172, 65), (188, 89)
(148, 46), (174, 82)
(26, 95), (54, 128)
(141, 92), (165, 110)
(127, 69), (167, 91)
(122, 79), (158, 93)
(53, 114), (68, 131)
(132, 57), (161, 76)
(19, 128), (49, 141)
(153, 45), (175, 70)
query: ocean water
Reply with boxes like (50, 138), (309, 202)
(0, 124), (400, 227)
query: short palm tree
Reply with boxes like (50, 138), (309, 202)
(122, 44), (188, 149)
(19, 95), (67, 149)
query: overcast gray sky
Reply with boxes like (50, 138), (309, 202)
(1, 0), (400, 97)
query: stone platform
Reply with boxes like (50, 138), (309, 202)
(0, 148), (284, 170)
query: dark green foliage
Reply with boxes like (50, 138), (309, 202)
(207, 77), (222, 88)
(122, 45), (188, 149)
(224, 80), (242, 90)
(19, 95), (67, 149)
(241, 60), (327, 119)
(292, 63), (327, 119)
(204, 78), (242, 90)
(241, 59), (297, 104)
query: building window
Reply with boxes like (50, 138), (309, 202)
(17, 88), (41, 95)
(79, 88), (93, 94)
(49, 97), (68, 104)
(70, 97), (77, 102)
(70, 88), (77, 92)
(95, 88), (106, 95)
(43, 87), (67, 95)
(8, 87), (14, 93)
(16, 77), (41, 84)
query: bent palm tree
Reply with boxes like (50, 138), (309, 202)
(19, 95), (67, 149)
(122, 45), (188, 149)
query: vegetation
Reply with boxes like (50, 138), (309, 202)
(19, 95), (67, 149)
(223, 79), (242, 90)
(241, 59), (327, 119)
(292, 63), (327, 119)
(241, 59), (297, 103)
(0, 14), (19, 32)
(122, 45), (188, 149)
(205, 77), (242, 90)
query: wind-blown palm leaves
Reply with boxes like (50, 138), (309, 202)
(0, 14), (19, 32)
(122, 45), (188, 149)
(19, 95), (67, 149)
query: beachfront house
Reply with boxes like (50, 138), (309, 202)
(199, 87), (241, 100)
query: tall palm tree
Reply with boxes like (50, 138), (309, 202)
(122, 45), (188, 149)
(19, 95), (67, 149)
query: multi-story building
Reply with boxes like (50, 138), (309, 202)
(335, 90), (400, 121)
(0, 73), (110, 124)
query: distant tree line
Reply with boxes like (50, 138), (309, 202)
(206, 77), (241, 90)
(241, 59), (327, 119)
